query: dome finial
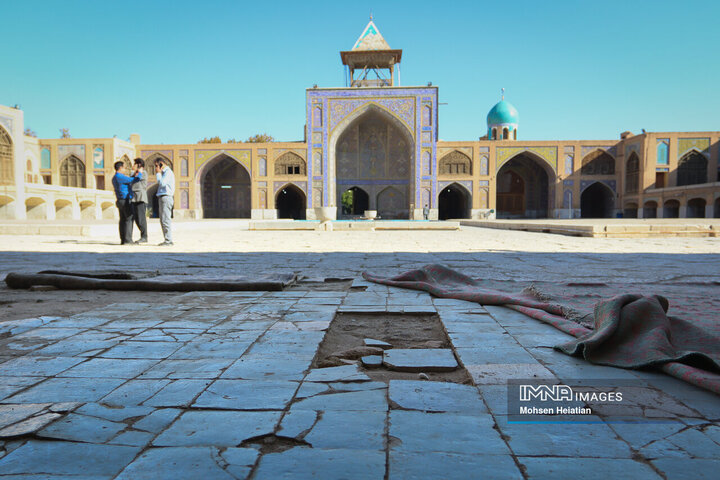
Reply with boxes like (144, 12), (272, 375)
(501, 87), (505, 101)
(370, 11), (373, 21)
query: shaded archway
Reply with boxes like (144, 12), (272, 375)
(623, 202), (638, 219)
(686, 198), (706, 218)
(438, 183), (471, 220)
(643, 201), (658, 218)
(0, 195), (16, 219)
(341, 187), (369, 216)
(625, 153), (639, 194)
(580, 182), (615, 218)
(25, 197), (46, 220)
(55, 199), (73, 220)
(581, 149), (615, 175)
(663, 199), (680, 218)
(276, 184), (306, 220)
(333, 105), (412, 219)
(677, 151), (707, 186)
(200, 154), (251, 218)
(496, 153), (551, 218)
(714, 197), (720, 218)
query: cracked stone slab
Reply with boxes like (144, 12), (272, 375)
(38, 413), (126, 443)
(383, 349), (458, 372)
(253, 447), (385, 480)
(0, 412), (62, 437)
(0, 356), (86, 377)
(153, 410), (282, 447)
(74, 403), (154, 423)
(390, 452), (523, 480)
(389, 380), (487, 414)
(303, 410), (385, 450)
(292, 389), (388, 412)
(0, 440), (141, 478)
(304, 365), (371, 383)
(194, 380), (298, 410)
(361, 355), (383, 368)
(6, 377), (127, 403)
(466, 363), (556, 384)
(221, 355), (311, 381)
(59, 358), (160, 379)
(520, 457), (662, 480)
(116, 446), (258, 480)
(0, 403), (51, 429)
(132, 408), (182, 433)
(390, 410), (509, 455)
(140, 358), (235, 380)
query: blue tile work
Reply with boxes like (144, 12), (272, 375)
(306, 87), (438, 208)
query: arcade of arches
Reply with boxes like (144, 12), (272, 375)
(496, 153), (550, 218)
(335, 109), (411, 219)
(201, 154), (251, 218)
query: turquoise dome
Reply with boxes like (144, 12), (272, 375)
(487, 100), (519, 126)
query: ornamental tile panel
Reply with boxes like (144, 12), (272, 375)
(195, 149), (251, 172)
(328, 97), (415, 134)
(496, 146), (557, 172)
(678, 138), (710, 158)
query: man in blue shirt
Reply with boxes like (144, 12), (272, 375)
(111, 161), (139, 245)
(154, 157), (175, 246)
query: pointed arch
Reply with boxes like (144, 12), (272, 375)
(686, 198), (706, 218)
(341, 186), (369, 217)
(330, 103), (413, 215)
(677, 150), (707, 186)
(195, 153), (251, 218)
(625, 152), (640, 194)
(0, 125), (14, 186)
(581, 149), (615, 175)
(274, 152), (306, 175)
(439, 151), (472, 175)
(376, 186), (405, 219)
(502, 127), (509, 140)
(581, 182), (615, 218)
(60, 155), (86, 188)
(275, 183), (307, 220)
(496, 151), (555, 218)
(643, 200), (658, 218)
(145, 152), (173, 170)
(438, 182), (471, 219)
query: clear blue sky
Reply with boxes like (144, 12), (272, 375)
(3, 0), (718, 143)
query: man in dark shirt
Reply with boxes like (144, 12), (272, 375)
(112, 161), (138, 245)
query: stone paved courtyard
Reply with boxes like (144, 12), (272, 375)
(0, 222), (719, 479)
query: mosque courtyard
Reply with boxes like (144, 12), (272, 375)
(0, 221), (718, 479)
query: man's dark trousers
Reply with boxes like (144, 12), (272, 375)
(116, 199), (134, 244)
(132, 202), (147, 241)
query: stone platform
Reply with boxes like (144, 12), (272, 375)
(461, 218), (720, 237)
(249, 220), (460, 231)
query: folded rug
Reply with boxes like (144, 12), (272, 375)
(363, 264), (720, 395)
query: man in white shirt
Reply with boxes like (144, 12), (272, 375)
(154, 158), (175, 246)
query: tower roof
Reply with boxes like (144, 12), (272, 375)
(352, 20), (391, 51)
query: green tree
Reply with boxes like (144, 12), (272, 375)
(198, 136), (222, 144)
(246, 133), (274, 143)
(24, 128), (37, 138)
(59, 128), (71, 139)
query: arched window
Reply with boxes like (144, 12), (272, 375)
(677, 151), (707, 186)
(513, 130), (517, 140)
(274, 152), (306, 175)
(581, 150), (615, 175)
(26, 159), (33, 183)
(60, 155), (86, 188)
(41, 148), (51, 169)
(502, 128), (509, 140)
(180, 190), (189, 209)
(0, 127), (13, 185)
(439, 151), (472, 175)
(145, 153), (172, 170)
(625, 152), (639, 194)
(180, 157), (188, 177)
(656, 141), (669, 165)
(313, 106), (323, 127)
(491, 128), (497, 140)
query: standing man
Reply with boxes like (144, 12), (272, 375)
(423, 204), (430, 221)
(154, 157), (175, 246)
(111, 161), (136, 245)
(131, 158), (148, 243)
